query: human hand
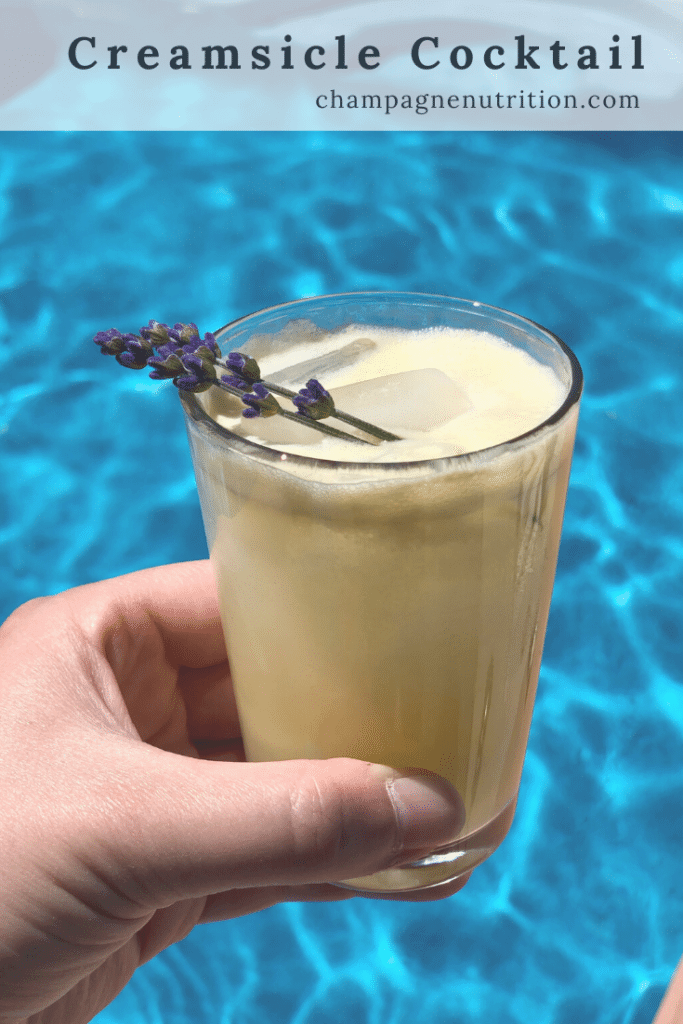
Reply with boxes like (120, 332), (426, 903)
(0, 561), (467, 1024)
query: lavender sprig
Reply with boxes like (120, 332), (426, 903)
(94, 321), (401, 445)
(224, 349), (400, 443)
(222, 377), (373, 442)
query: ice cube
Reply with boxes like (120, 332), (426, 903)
(329, 368), (472, 433)
(267, 338), (377, 386)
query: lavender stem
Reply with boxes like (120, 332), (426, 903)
(215, 359), (400, 443)
(217, 379), (377, 445)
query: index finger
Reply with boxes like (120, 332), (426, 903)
(65, 559), (227, 669)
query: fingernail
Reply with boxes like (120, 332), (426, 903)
(382, 769), (466, 852)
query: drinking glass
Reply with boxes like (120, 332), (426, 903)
(180, 292), (582, 893)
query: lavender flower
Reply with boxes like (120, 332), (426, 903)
(95, 320), (221, 392)
(220, 373), (252, 392)
(146, 344), (186, 380)
(94, 328), (126, 356)
(139, 320), (177, 346)
(94, 318), (401, 443)
(292, 379), (335, 421)
(225, 351), (262, 385)
(240, 383), (281, 418)
(117, 334), (156, 370)
(172, 351), (217, 392)
(94, 330), (154, 369)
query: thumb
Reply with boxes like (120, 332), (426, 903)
(101, 746), (466, 903)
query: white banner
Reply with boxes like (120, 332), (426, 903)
(0, 0), (680, 130)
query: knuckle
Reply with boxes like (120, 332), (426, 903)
(285, 761), (396, 878)
(288, 772), (344, 864)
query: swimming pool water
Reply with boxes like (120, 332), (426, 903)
(1, 131), (682, 1024)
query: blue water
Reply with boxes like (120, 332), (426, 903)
(1, 131), (682, 1024)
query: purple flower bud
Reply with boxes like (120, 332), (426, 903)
(173, 374), (214, 393)
(226, 351), (261, 384)
(203, 333), (220, 358)
(166, 350), (219, 392)
(293, 378), (335, 420)
(241, 382), (281, 418)
(176, 322), (201, 346)
(195, 344), (218, 364)
(139, 321), (175, 347)
(182, 352), (203, 373)
(94, 328), (125, 356)
(154, 342), (177, 361)
(115, 334), (155, 370)
(94, 328), (121, 344)
(117, 351), (144, 369)
(147, 351), (185, 379)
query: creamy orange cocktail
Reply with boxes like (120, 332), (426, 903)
(181, 293), (582, 893)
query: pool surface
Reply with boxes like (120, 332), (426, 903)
(1, 131), (682, 1023)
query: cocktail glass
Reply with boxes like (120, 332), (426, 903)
(179, 292), (582, 894)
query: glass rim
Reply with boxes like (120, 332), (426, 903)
(179, 291), (583, 473)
